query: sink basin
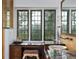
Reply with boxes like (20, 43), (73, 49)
(49, 45), (67, 50)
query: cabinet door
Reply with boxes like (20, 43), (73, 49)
(9, 45), (22, 59)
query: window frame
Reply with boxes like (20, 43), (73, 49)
(61, 10), (69, 33)
(61, 8), (76, 35)
(16, 8), (56, 42)
(17, 10), (29, 41)
(44, 10), (56, 41)
(71, 10), (76, 34)
(30, 10), (42, 41)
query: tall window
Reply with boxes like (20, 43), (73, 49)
(61, 10), (76, 35)
(17, 10), (29, 41)
(31, 10), (42, 41)
(61, 10), (69, 33)
(71, 10), (76, 34)
(17, 9), (56, 41)
(44, 10), (56, 41)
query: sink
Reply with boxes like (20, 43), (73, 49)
(49, 45), (67, 50)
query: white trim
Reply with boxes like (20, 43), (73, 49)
(14, 7), (57, 10)
(22, 41), (54, 44)
(29, 10), (31, 41)
(62, 7), (76, 9)
(42, 9), (44, 42)
(69, 9), (72, 33)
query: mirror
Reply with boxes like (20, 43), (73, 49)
(2, 0), (13, 28)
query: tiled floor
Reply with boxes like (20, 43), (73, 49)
(49, 54), (76, 59)
(68, 54), (76, 59)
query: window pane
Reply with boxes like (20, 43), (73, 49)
(6, 11), (10, 28)
(31, 10), (42, 41)
(71, 10), (76, 34)
(44, 10), (56, 41)
(17, 10), (29, 41)
(61, 10), (69, 33)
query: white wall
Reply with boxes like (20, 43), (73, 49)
(4, 29), (16, 59)
(14, 0), (76, 8)
(62, 0), (76, 8)
(14, 0), (61, 7)
(4, 0), (76, 59)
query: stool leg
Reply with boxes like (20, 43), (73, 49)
(37, 55), (39, 59)
(22, 54), (26, 59)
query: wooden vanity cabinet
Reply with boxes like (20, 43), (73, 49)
(9, 45), (22, 59)
(9, 44), (53, 59)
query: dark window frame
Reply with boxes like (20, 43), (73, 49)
(17, 10), (29, 41)
(61, 10), (69, 33)
(71, 10), (76, 34)
(30, 10), (42, 41)
(44, 10), (56, 41)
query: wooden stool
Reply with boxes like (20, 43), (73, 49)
(22, 50), (39, 59)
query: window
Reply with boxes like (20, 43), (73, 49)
(17, 9), (56, 41)
(61, 9), (76, 35)
(31, 10), (42, 41)
(17, 10), (29, 41)
(6, 10), (10, 28)
(44, 10), (56, 41)
(71, 10), (76, 34)
(61, 10), (69, 33)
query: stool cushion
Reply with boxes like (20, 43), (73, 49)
(23, 50), (39, 59)
(23, 50), (39, 54)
